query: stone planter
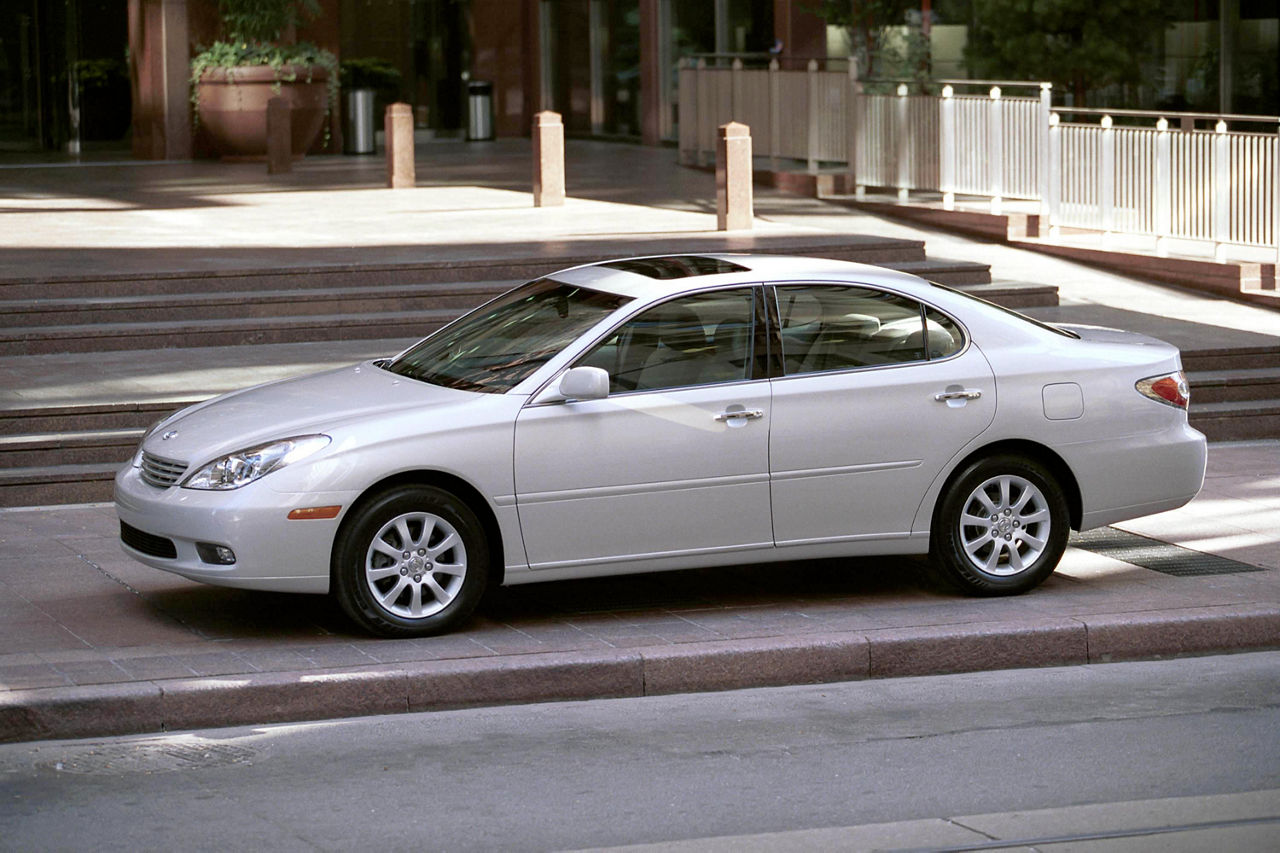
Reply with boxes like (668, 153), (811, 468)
(195, 64), (329, 159)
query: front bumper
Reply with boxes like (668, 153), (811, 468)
(114, 463), (357, 594)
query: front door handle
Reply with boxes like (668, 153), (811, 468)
(934, 389), (982, 402)
(714, 409), (765, 422)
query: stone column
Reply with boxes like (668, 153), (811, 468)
(128, 0), (192, 160)
(716, 121), (753, 231)
(266, 98), (292, 175)
(385, 103), (415, 189)
(533, 111), (565, 207)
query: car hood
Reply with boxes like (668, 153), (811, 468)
(142, 362), (479, 464)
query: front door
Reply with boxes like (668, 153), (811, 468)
(514, 287), (773, 570)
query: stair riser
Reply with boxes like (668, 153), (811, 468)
(1, 318), (450, 357)
(0, 292), (503, 328)
(1190, 380), (1280, 404)
(3, 272), (1009, 329)
(1190, 411), (1280, 441)
(0, 478), (114, 508)
(0, 406), (186, 437)
(1182, 351), (1280, 372)
(0, 444), (136, 469)
(0, 246), (933, 301)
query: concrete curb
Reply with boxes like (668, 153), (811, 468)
(3, 604), (1278, 744)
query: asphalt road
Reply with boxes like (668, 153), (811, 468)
(3, 653), (1279, 852)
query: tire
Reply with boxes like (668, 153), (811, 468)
(333, 485), (489, 637)
(930, 454), (1069, 596)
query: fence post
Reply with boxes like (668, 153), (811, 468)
(1155, 117), (1172, 257)
(769, 58), (780, 169)
(940, 85), (955, 210)
(988, 86), (1003, 214)
(896, 83), (910, 201)
(846, 59), (860, 195)
(807, 59), (820, 174)
(1214, 120), (1229, 261)
(1047, 112), (1061, 238)
(1100, 115), (1114, 245)
(1038, 82), (1052, 216)
(1275, 129), (1280, 265)
(717, 121), (753, 230)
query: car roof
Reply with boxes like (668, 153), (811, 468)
(546, 253), (929, 300)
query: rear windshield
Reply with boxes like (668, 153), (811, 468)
(385, 279), (632, 393)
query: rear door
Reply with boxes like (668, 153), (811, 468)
(766, 283), (996, 546)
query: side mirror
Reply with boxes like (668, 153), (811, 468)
(558, 366), (610, 401)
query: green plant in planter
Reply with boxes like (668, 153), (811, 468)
(339, 58), (403, 93)
(190, 0), (339, 143)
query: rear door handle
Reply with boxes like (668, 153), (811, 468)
(934, 389), (982, 402)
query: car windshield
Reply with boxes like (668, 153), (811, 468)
(384, 278), (632, 393)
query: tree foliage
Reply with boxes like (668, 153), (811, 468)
(963, 0), (1174, 104)
(815, 0), (929, 81)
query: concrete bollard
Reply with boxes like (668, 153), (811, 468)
(717, 121), (752, 230)
(385, 102), (415, 189)
(532, 111), (565, 207)
(266, 97), (291, 175)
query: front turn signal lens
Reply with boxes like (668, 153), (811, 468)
(1136, 371), (1190, 410)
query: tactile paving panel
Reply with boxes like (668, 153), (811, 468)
(1070, 526), (1266, 577)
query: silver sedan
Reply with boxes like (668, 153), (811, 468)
(115, 255), (1207, 637)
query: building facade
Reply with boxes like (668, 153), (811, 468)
(1, 1), (1273, 159)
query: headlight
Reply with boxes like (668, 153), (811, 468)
(182, 435), (331, 490)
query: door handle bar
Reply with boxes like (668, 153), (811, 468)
(934, 389), (982, 402)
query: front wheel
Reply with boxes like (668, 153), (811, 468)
(333, 485), (489, 637)
(930, 454), (1069, 595)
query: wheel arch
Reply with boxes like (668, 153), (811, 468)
(331, 470), (507, 587)
(932, 439), (1083, 532)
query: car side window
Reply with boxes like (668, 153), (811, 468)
(578, 288), (756, 393)
(924, 307), (965, 359)
(775, 284), (930, 375)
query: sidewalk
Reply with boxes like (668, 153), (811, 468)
(1, 140), (1278, 743)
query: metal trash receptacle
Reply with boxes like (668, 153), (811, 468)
(344, 88), (376, 154)
(467, 80), (494, 141)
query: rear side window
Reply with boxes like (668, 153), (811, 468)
(776, 285), (938, 375)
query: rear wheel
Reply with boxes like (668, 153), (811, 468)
(931, 454), (1069, 595)
(333, 485), (488, 637)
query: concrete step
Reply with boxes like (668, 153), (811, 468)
(0, 429), (141, 468)
(0, 399), (198, 437)
(0, 462), (117, 508)
(0, 239), (932, 301)
(1189, 399), (1280, 441)
(958, 279), (1058, 308)
(1187, 367), (1280, 404)
(1180, 345), (1280, 372)
(0, 308), (460, 356)
(0, 281), (519, 328)
(0, 263), (1017, 330)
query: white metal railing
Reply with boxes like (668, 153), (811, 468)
(678, 59), (1280, 262)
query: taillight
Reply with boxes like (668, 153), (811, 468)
(1136, 371), (1190, 409)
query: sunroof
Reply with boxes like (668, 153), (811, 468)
(599, 256), (749, 280)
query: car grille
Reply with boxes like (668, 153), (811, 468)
(120, 521), (177, 559)
(140, 451), (188, 488)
